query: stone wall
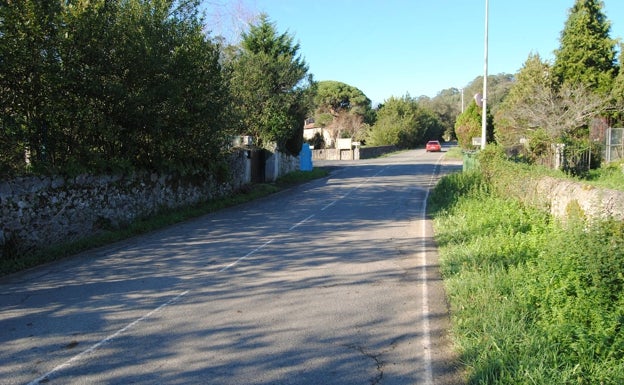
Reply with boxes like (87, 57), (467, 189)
(0, 149), (298, 259)
(535, 176), (624, 222)
(311, 145), (398, 161)
(312, 148), (342, 161)
(491, 170), (624, 223)
(359, 145), (399, 159)
(265, 150), (300, 181)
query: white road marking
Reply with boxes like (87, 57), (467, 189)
(219, 239), (273, 272)
(289, 214), (315, 230)
(27, 290), (189, 385)
(26, 157), (444, 384)
(321, 200), (337, 211)
(321, 168), (387, 211)
(419, 155), (444, 385)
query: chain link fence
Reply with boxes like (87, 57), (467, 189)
(605, 127), (624, 163)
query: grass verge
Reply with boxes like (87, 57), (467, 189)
(1, 168), (329, 277)
(430, 167), (624, 384)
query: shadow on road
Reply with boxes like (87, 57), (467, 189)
(0, 156), (465, 385)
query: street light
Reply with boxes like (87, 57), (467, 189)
(481, 0), (489, 150)
(480, 0), (489, 149)
(460, 88), (464, 113)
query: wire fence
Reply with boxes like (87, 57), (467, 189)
(532, 142), (600, 176)
(605, 127), (624, 163)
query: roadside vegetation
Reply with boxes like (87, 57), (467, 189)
(585, 159), (624, 189)
(1, 3), (314, 177)
(429, 150), (624, 384)
(0, 168), (328, 277)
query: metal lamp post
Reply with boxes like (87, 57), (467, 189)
(481, 0), (489, 150)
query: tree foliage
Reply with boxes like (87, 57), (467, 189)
(500, 81), (610, 142)
(314, 80), (371, 117)
(1, 0), (229, 176)
(366, 95), (443, 148)
(419, 74), (513, 142)
(494, 53), (553, 146)
(311, 80), (372, 145)
(417, 88), (462, 141)
(552, 0), (617, 94)
(492, 0), (621, 165)
(611, 43), (624, 121)
(455, 101), (493, 150)
(227, 14), (313, 155)
(0, 0), (64, 172)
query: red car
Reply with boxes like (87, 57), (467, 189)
(425, 140), (442, 152)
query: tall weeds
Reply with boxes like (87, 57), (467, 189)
(431, 155), (624, 384)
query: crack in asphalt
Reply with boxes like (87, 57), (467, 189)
(345, 337), (402, 385)
(346, 344), (384, 385)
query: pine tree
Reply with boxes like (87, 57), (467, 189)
(228, 14), (313, 155)
(454, 101), (493, 150)
(606, 43), (624, 124)
(552, 0), (616, 94)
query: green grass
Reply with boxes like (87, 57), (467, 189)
(273, 167), (329, 186)
(444, 146), (464, 160)
(584, 160), (624, 190)
(430, 168), (624, 384)
(1, 168), (329, 276)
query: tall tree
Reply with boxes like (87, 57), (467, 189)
(1, 0), (229, 175)
(418, 74), (513, 142)
(227, 14), (313, 155)
(455, 100), (493, 150)
(552, 0), (617, 93)
(314, 80), (371, 117)
(611, 42), (624, 122)
(58, 0), (228, 172)
(0, 0), (64, 171)
(418, 88), (462, 141)
(460, 74), (514, 117)
(312, 80), (372, 144)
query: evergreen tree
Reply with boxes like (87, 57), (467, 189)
(314, 80), (371, 118)
(552, 0), (616, 93)
(312, 81), (372, 145)
(417, 89), (461, 141)
(611, 43), (624, 121)
(455, 100), (493, 150)
(227, 14), (313, 155)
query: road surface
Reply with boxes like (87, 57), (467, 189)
(0, 148), (464, 385)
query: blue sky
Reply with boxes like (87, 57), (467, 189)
(206, 1), (624, 105)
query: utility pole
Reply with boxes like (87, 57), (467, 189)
(460, 88), (464, 113)
(481, 0), (489, 150)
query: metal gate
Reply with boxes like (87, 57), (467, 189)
(250, 149), (266, 183)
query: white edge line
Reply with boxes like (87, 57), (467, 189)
(219, 239), (273, 272)
(420, 157), (443, 385)
(28, 290), (189, 385)
(321, 167), (387, 211)
(321, 200), (337, 211)
(27, 163), (409, 384)
(289, 214), (315, 231)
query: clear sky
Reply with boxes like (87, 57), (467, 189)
(205, 0), (624, 105)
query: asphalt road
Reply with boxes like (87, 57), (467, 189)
(0, 148), (464, 385)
